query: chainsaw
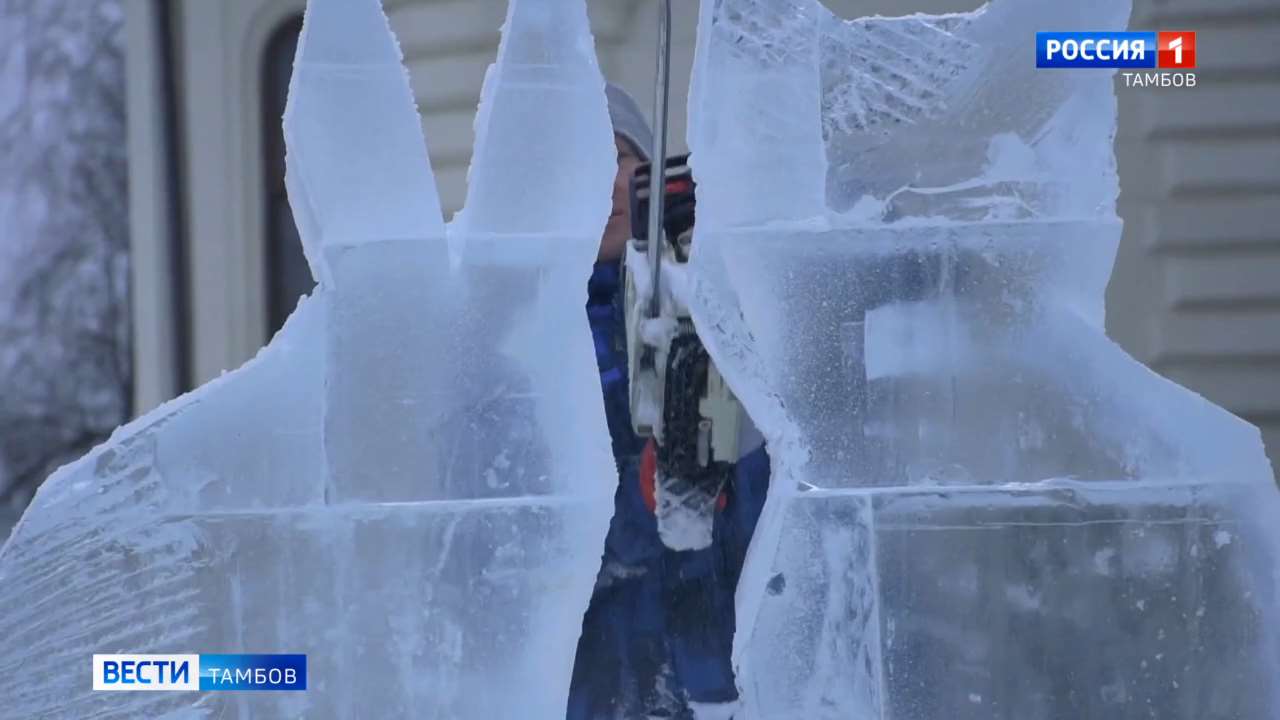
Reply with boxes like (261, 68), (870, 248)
(623, 150), (744, 551)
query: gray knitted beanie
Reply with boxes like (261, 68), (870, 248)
(606, 83), (653, 162)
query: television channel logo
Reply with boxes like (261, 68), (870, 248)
(1157, 31), (1196, 69)
(93, 653), (307, 692)
(1036, 31), (1196, 69)
(92, 654), (199, 691)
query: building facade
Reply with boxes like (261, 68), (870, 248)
(124, 0), (1280, 471)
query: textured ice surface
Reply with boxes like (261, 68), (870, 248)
(0, 0), (616, 717)
(685, 1), (1280, 718)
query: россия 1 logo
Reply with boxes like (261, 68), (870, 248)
(1037, 31), (1197, 88)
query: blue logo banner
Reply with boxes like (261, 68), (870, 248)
(199, 653), (307, 691)
(1037, 31), (1157, 69)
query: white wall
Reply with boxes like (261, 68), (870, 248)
(1109, 0), (1280, 473)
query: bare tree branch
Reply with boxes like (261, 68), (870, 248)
(0, 0), (129, 527)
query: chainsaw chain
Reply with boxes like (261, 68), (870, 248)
(656, 331), (732, 516)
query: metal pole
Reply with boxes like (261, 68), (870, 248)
(646, 0), (672, 319)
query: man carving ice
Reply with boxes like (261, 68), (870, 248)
(566, 83), (771, 719)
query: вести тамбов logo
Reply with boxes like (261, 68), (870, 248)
(1036, 31), (1197, 88)
(92, 653), (307, 692)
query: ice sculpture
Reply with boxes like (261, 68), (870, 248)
(685, 1), (1280, 718)
(0, 0), (616, 717)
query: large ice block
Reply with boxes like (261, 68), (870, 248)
(0, 0), (617, 718)
(746, 482), (1278, 719)
(685, 1), (1280, 718)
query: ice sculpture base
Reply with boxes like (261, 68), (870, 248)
(2, 497), (603, 720)
(742, 480), (1280, 720)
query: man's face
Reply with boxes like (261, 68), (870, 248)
(599, 134), (645, 263)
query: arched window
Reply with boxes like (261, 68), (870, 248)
(261, 15), (313, 338)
